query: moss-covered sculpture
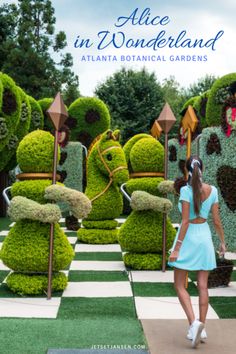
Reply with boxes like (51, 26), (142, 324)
(78, 129), (129, 244)
(206, 73), (236, 126)
(0, 130), (91, 295)
(28, 95), (44, 131)
(118, 134), (176, 270)
(67, 97), (111, 148)
(0, 72), (21, 153)
(0, 87), (31, 171)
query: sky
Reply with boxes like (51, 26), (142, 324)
(5, 0), (236, 96)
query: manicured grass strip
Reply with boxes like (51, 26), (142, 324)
(0, 283), (63, 298)
(132, 282), (198, 297)
(68, 270), (129, 282)
(0, 318), (147, 354)
(0, 236), (6, 242)
(58, 297), (137, 320)
(0, 270), (10, 283)
(187, 271), (197, 282)
(0, 217), (11, 231)
(210, 297), (236, 318)
(74, 252), (122, 261)
(232, 260), (236, 266)
(230, 271), (236, 281)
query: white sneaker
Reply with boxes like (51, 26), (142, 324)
(187, 327), (207, 341)
(189, 320), (205, 348)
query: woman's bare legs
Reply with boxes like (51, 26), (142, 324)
(174, 268), (195, 324)
(197, 270), (209, 324)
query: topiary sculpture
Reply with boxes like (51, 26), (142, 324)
(78, 129), (129, 244)
(118, 134), (176, 270)
(0, 86), (31, 171)
(67, 97), (111, 148)
(28, 95), (44, 131)
(0, 130), (91, 295)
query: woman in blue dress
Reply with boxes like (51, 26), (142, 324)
(168, 156), (226, 348)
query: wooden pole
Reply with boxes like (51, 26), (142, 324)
(162, 132), (168, 272)
(47, 130), (59, 300)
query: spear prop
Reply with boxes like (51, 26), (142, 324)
(46, 92), (68, 299)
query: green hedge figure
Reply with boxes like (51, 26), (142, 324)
(0, 130), (91, 295)
(78, 130), (129, 244)
(0, 86), (31, 171)
(28, 95), (44, 131)
(118, 134), (176, 270)
(206, 73), (236, 126)
(0, 72), (22, 153)
(67, 97), (111, 148)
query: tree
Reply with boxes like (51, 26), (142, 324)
(95, 68), (165, 143)
(161, 76), (188, 139)
(0, 0), (79, 100)
(186, 74), (217, 97)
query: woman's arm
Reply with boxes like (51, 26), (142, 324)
(211, 203), (226, 256)
(169, 201), (190, 262)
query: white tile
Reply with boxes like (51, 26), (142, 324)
(62, 270), (69, 277)
(115, 218), (126, 224)
(67, 237), (77, 245)
(0, 231), (9, 236)
(63, 281), (132, 297)
(70, 260), (125, 271)
(75, 244), (121, 253)
(207, 282), (236, 297)
(59, 218), (65, 223)
(134, 296), (219, 320)
(225, 252), (236, 260)
(60, 227), (68, 231)
(0, 297), (61, 318)
(0, 243), (2, 250)
(9, 222), (15, 227)
(0, 261), (10, 271)
(130, 270), (187, 283)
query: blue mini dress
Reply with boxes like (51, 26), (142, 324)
(168, 185), (218, 271)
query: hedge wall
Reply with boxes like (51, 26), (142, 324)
(199, 127), (236, 250)
(57, 141), (83, 214)
(68, 97), (111, 148)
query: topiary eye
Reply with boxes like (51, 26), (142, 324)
(106, 153), (112, 161)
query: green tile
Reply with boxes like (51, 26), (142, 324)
(57, 297), (137, 320)
(132, 282), (198, 297)
(0, 270), (10, 282)
(210, 297), (236, 318)
(230, 271), (236, 281)
(68, 270), (129, 282)
(74, 252), (122, 261)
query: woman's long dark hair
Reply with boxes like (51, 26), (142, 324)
(186, 156), (203, 215)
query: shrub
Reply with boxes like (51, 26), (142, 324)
(17, 130), (60, 173)
(118, 210), (175, 253)
(82, 219), (118, 229)
(0, 72), (21, 152)
(6, 272), (67, 295)
(78, 228), (118, 244)
(28, 95), (44, 131)
(0, 220), (74, 272)
(126, 177), (163, 196)
(206, 73), (236, 126)
(0, 87), (31, 171)
(123, 133), (151, 165)
(130, 138), (164, 172)
(123, 253), (163, 270)
(68, 97), (111, 147)
(193, 90), (210, 129)
(11, 179), (60, 204)
(38, 97), (54, 131)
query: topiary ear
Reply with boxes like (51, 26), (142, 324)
(113, 129), (120, 141)
(100, 129), (113, 142)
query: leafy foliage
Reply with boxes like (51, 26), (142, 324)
(95, 68), (165, 143)
(0, 0), (79, 99)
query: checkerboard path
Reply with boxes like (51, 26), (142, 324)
(0, 219), (236, 319)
